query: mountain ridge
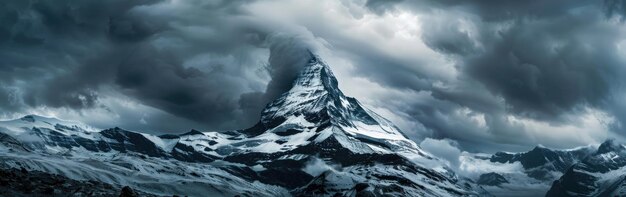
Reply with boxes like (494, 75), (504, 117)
(489, 143), (595, 181)
(0, 54), (490, 196)
(546, 139), (626, 197)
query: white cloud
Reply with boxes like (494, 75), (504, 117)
(457, 152), (525, 179)
(502, 107), (615, 149)
(419, 138), (528, 184)
(419, 138), (462, 170)
(302, 157), (340, 177)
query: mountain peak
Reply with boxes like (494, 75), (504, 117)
(291, 54), (339, 93)
(243, 54), (413, 146)
(529, 145), (550, 153)
(596, 139), (625, 155)
(257, 54), (346, 128)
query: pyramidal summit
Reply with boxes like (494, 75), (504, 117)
(0, 54), (491, 196)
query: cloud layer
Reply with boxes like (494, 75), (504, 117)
(1, 0), (625, 152)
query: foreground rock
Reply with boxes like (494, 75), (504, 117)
(0, 167), (156, 197)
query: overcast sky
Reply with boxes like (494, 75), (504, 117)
(2, 0), (626, 152)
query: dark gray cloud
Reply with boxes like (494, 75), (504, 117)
(239, 34), (315, 123)
(0, 0), (158, 110)
(465, 17), (619, 121)
(357, 0), (626, 151)
(0, 0), (317, 132)
(364, 0), (403, 14)
(368, 0), (621, 120)
(366, 0), (590, 20)
(1, 0), (625, 152)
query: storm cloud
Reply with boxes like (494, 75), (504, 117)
(1, 0), (626, 152)
(354, 0), (626, 151)
(0, 0), (317, 132)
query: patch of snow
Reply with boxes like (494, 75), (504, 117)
(142, 133), (179, 152)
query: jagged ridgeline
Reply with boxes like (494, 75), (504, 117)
(0, 55), (491, 196)
(546, 139), (626, 196)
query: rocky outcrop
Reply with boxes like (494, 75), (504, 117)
(0, 167), (157, 197)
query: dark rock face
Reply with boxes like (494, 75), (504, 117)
(274, 129), (303, 136)
(545, 167), (598, 197)
(477, 172), (509, 186)
(0, 167), (156, 197)
(19, 115), (36, 123)
(158, 134), (180, 139)
(100, 127), (168, 157)
(120, 186), (139, 197)
(0, 132), (29, 152)
(546, 140), (626, 196)
(170, 142), (218, 163)
(179, 129), (204, 136)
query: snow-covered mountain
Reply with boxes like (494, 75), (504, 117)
(546, 139), (626, 197)
(490, 145), (594, 181)
(0, 116), (288, 196)
(468, 140), (626, 197)
(0, 54), (491, 196)
(457, 144), (597, 197)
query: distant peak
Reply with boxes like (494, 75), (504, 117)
(19, 114), (58, 123)
(531, 145), (549, 152)
(10, 114), (98, 132)
(159, 134), (180, 139)
(596, 139), (625, 155)
(20, 115), (36, 123)
(180, 129), (204, 136)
